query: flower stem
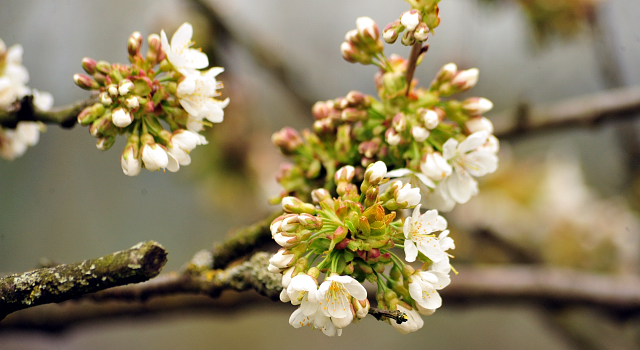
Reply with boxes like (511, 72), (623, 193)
(404, 42), (424, 96)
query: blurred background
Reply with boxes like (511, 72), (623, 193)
(1, 0), (640, 348)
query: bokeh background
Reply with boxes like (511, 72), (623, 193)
(1, 0), (640, 348)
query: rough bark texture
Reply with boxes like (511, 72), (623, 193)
(0, 241), (167, 320)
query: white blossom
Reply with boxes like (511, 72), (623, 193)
(408, 270), (450, 310)
(391, 304), (423, 334)
(111, 107), (132, 128)
(403, 204), (447, 263)
(287, 274), (320, 315)
(411, 126), (429, 142)
(400, 11), (420, 31)
(317, 275), (366, 329)
(120, 145), (141, 176)
(141, 143), (179, 172)
(160, 22), (209, 74)
(176, 67), (229, 127)
(395, 181), (421, 208)
(441, 131), (498, 204)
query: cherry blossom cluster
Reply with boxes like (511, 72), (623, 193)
(270, 161), (455, 336)
(0, 38), (53, 160)
(73, 23), (228, 175)
(273, 13), (499, 212)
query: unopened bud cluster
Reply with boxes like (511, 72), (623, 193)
(73, 23), (228, 175)
(272, 162), (455, 335)
(273, 17), (498, 212)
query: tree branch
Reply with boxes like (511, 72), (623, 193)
(0, 241), (167, 320)
(208, 211), (282, 270)
(0, 95), (97, 129)
(495, 85), (640, 139)
(4, 265), (640, 331)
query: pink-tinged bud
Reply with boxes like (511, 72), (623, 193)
(358, 139), (381, 159)
(311, 188), (331, 204)
(81, 57), (97, 75)
(462, 97), (493, 116)
(73, 74), (99, 90)
(272, 127), (303, 155)
(414, 23), (430, 41)
(96, 135), (116, 151)
(298, 213), (323, 230)
(340, 41), (359, 63)
(385, 128), (401, 146)
(341, 107), (367, 122)
(401, 30), (416, 46)
(312, 101), (331, 120)
(313, 118), (334, 134)
(411, 126), (429, 142)
(332, 226), (348, 243)
(128, 31), (142, 57)
(353, 298), (370, 319)
(345, 90), (369, 108)
(432, 62), (457, 88)
(400, 10), (421, 31)
(451, 68), (479, 90)
(392, 113), (407, 132)
(335, 238), (351, 250)
(356, 16), (379, 42)
(383, 20), (401, 44)
(89, 112), (114, 137)
(146, 34), (163, 64)
(118, 79), (134, 95)
(466, 116), (494, 134)
(367, 248), (381, 262)
(335, 165), (356, 183)
(95, 60), (111, 74)
(421, 108), (439, 129)
(268, 249), (295, 271)
(77, 106), (94, 125)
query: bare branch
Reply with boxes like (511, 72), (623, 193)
(495, 85), (640, 138)
(0, 241), (167, 320)
(209, 211), (282, 269)
(0, 95), (97, 129)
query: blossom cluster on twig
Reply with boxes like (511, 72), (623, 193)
(73, 23), (228, 175)
(270, 161), (455, 335)
(0, 38), (53, 160)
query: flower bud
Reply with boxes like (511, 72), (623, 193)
(335, 165), (356, 183)
(95, 60), (111, 75)
(282, 196), (316, 215)
(89, 112), (114, 137)
(118, 79), (134, 95)
(81, 57), (97, 75)
(465, 116), (494, 134)
(353, 298), (370, 319)
(462, 97), (493, 116)
(385, 128), (401, 146)
(341, 107), (367, 122)
(107, 84), (119, 97)
(400, 10), (421, 31)
(364, 160), (387, 186)
(146, 33), (163, 65)
(111, 107), (133, 128)
(125, 96), (140, 110)
(421, 108), (439, 129)
(414, 22), (430, 41)
(392, 113), (406, 132)
(401, 31), (416, 46)
(77, 103), (105, 125)
(121, 143), (141, 176)
(311, 188), (332, 204)
(356, 16), (379, 42)
(340, 41), (359, 63)
(96, 135), (116, 151)
(128, 31), (142, 57)
(298, 213), (323, 230)
(383, 20), (401, 44)
(272, 127), (303, 155)
(411, 126), (429, 142)
(451, 68), (479, 91)
(312, 101), (331, 120)
(99, 92), (113, 105)
(268, 249), (295, 272)
(73, 74), (99, 90)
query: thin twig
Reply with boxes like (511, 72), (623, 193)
(404, 42), (424, 96)
(0, 95), (97, 129)
(0, 241), (167, 320)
